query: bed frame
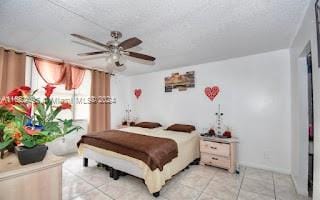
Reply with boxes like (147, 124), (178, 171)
(82, 148), (200, 198)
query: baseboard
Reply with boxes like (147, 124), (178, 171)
(239, 162), (291, 174)
(291, 175), (308, 196)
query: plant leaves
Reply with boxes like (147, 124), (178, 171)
(0, 123), (5, 131)
(63, 119), (73, 127)
(39, 131), (50, 136)
(31, 89), (38, 96)
(45, 122), (61, 133)
(36, 103), (46, 119)
(47, 107), (61, 122)
(45, 98), (52, 111)
(21, 135), (36, 148)
(13, 104), (26, 113)
(0, 138), (13, 150)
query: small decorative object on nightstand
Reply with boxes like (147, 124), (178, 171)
(214, 104), (226, 137)
(200, 136), (239, 173)
(125, 105), (132, 122)
(120, 105), (137, 128)
(119, 121), (136, 129)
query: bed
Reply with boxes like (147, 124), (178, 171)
(78, 126), (200, 196)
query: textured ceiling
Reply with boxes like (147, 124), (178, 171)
(0, 0), (309, 75)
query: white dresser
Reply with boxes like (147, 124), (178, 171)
(0, 152), (65, 200)
(200, 136), (238, 173)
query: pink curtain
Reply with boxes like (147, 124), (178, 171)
(64, 64), (85, 90)
(34, 58), (65, 84)
(34, 58), (85, 90)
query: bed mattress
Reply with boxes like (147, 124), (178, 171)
(78, 127), (200, 193)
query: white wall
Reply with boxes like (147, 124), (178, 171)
(110, 75), (130, 129)
(128, 49), (292, 173)
(290, 0), (320, 197)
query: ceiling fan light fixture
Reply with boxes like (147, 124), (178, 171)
(112, 53), (120, 61)
(71, 31), (155, 73)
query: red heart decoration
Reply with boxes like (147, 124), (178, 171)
(134, 89), (142, 99)
(204, 86), (219, 101)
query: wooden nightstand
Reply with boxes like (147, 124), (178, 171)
(200, 136), (238, 173)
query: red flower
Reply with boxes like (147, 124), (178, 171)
(7, 86), (31, 97)
(0, 98), (14, 111)
(19, 86), (31, 96)
(0, 97), (9, 106)
(44, 85), (56, 98)
(12, 132), (22, 145)
(12, 132), (22, 141)
(5, 86), (31, 109)
(23, 126), (40, 136)
(7, 88), (21, 97)
(60, 102), (72, 110)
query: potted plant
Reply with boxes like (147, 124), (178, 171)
(0, 85), (81, 165)
(0, 107), (15, 158)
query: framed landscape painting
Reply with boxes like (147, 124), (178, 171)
(165, 71), (195, 92)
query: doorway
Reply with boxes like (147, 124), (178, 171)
(306, 52), (314, 197)
(296, 42), (314, 197)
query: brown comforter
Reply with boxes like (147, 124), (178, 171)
(77, 130), (178, 171)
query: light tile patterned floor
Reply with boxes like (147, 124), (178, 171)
(62, 154), (310, 200)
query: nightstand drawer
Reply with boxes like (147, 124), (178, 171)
(201, 153), (230, 169)
(200, 140), (230, 157)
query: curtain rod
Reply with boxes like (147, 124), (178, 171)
(2, 47), (114, 76)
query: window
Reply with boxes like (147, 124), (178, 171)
(25, 56), (91, 120)
(74, 70), (91, 120)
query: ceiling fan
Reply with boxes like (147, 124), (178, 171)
(71, 31), (155, 71)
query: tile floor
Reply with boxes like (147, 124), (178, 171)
(62, 154), (310, 200)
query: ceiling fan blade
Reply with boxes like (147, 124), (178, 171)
(119, 37), (142, 50)
(125, 51), (156, 61)
(78, 51), (108, 56)
(71, 34), (108, 48)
